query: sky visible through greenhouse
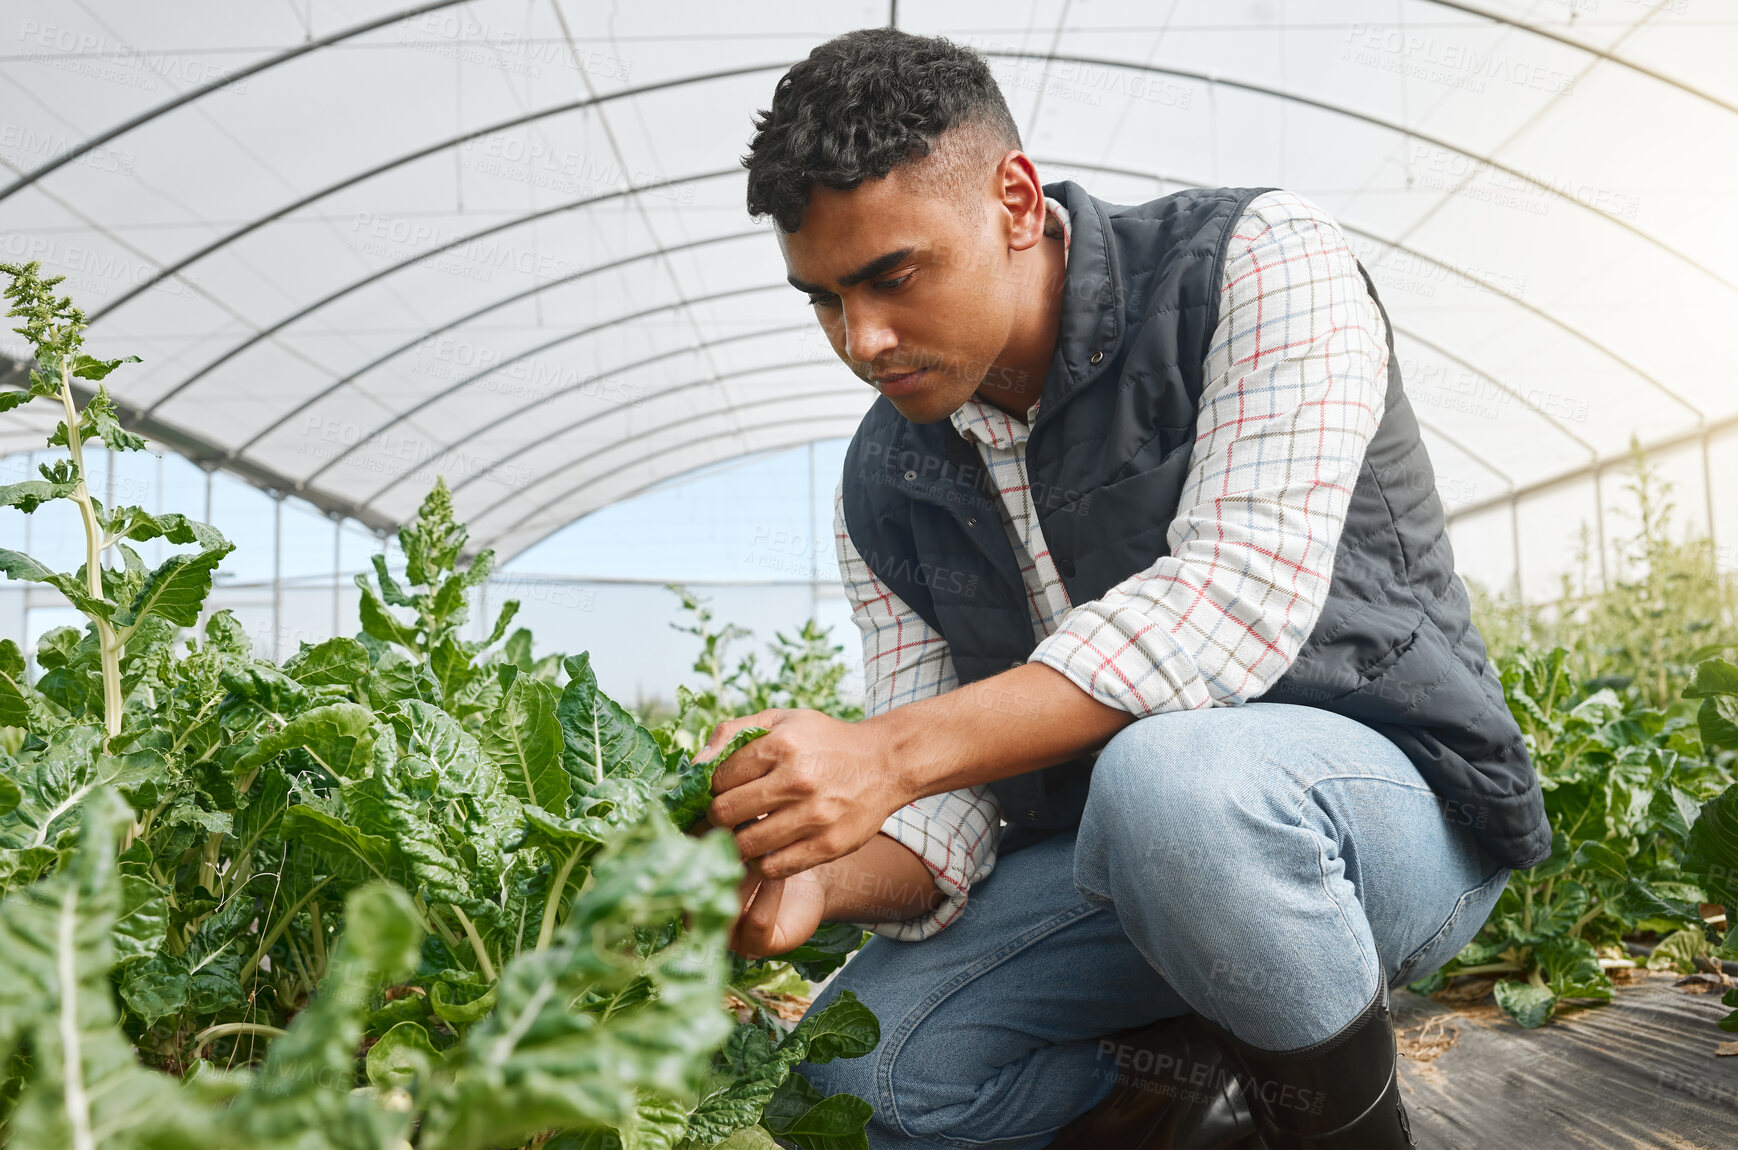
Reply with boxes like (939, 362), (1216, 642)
(1, 0), (1736, 700)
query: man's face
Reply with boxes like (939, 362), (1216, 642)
(779, 162), (1021, 424)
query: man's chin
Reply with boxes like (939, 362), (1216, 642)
(881, 379), (973, 424)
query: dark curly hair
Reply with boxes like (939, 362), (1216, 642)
(743, 29), (1022, 232)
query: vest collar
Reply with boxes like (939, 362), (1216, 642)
(1034, 180), (1124, 422)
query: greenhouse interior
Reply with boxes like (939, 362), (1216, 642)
(0, 1), (1734, 1148)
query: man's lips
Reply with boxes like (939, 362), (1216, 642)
(871, 367), (927, 397)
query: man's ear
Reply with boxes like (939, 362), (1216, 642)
(997, 150), (1047, 252)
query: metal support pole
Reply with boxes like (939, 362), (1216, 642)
(272, 493), (284, 662)
(154, 450), (164, 565)
(1702, 430), (1717, 555)
(20, 451), (31, 647)
(1509, 495), (1522, 600)
(1592, 465), (1609, 591)
(478, 575), (488, 645)
(332, 514), (343, 638)
(204, 466), (214, 524)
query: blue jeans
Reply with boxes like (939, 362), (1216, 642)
(801, 703), (1510, 1149)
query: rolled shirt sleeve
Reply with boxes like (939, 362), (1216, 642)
(1028, 191), (1390, 715)
(833, 488), (1002, 941)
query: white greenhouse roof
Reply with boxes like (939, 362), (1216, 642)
(1, 0), (1735, 566)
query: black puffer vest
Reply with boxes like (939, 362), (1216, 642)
(841, 182), (1551, 870)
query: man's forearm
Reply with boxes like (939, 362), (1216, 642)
(815, 832), (944, 921)
(871, 661), (1135, 801)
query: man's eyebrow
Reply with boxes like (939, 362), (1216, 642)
(786, 247), (915, 295)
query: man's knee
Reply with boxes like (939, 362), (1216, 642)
(1087, 710), (1258, 841)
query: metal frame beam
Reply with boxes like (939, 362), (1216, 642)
(86, 62), (791, 322)
(227, 225), (762, 457)
(0, 0), (476, 206)
(147, 171), (746, 420)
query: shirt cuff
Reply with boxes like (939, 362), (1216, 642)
(1028, 593), (1215, 717)
(846, 787), (1003, 942)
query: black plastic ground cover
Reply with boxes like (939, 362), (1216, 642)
(1394, 971), (1737, 1149)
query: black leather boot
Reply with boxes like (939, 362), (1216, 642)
(1050, 1012), (1262, 1149)
(1200, 981), (1414, 1149)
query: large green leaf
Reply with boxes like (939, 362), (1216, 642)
(0, 638), (31, 727)
(0, 791), (201, 1147)
(218, 882), (424, 1146)
(418, 814), (741, 1150)
(1491, 979), (1557, 1029)
(366, 1020), (440, 1090)
(560, 652), (667, 794)
(238, 702), (380, 782)
(0, 548), (113, 620)
(0, 477), (75, 513)
(484, 675), (568, 814)
(665, 727), (768, 833)
(113, 545), (232, 633)
(683, 992), (879, 1149)
(281, 635), (371, 687)
(356, 581), (420, 649)
(105, 506), (227, 549)
(219, 664), (310, 719)
(280, 805), (402, 888)
(1687, 784), (1738, 907)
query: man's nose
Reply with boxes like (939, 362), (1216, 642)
(843, 302), (898, 365)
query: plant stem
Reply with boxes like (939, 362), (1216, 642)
(191, 1021), (287, 1053)
(1450, 961), (1525, 976)
(1569, 898), (1603, 937)
(309, 899), (326, 976)
(56, 364), (122, 741)
(238, 877), (332, 983)
(451, 904), (497, 982)
(537, 847), (584, 951)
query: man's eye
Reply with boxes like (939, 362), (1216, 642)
(875, 271), (915, 291)
(807, 293), (839, 307)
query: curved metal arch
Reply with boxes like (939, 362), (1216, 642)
(1416, 422), (1514, 492)
(0, 0), (475, 206)
(229, 227), (765, 457)
(986, 51), (1738, 304)
(1391, 324), (1595, 464)
(373, 321), (816, 506)
(449, 360), (849, 507)
(300, 281), (792, 487)
(1060, 158), (1705, 429)
(149, 169), (746, 421)
(86, 61), (791, 322)
(1419, 0), (1738, 119)
(446, 300), (1540, 550)
(89, 47), (1738, 341)
(416, 194), (1639, 547)
(483, 406), (869, 554)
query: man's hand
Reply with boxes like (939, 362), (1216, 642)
(731, 871), (827, 960)
(726, 832), (945, 959)
(703, 708), (909, 879)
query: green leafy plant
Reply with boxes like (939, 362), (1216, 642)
(1410, 646), (1732, 1026)
(0, 263), (881, 1148)
(0, 260), (232, 741)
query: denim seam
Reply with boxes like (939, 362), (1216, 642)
(1390, 865), (1509, 987)
(878, 901), (1105, 1148)
(1293, 771), (1500, 992)
(1292, 773), (1434, 1004)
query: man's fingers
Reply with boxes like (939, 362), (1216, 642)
(737, 877), (786, 957)
(710, 737), (778, 796)
(702, 709), (785, 760)
(707, 770), (800, 828)
(732, 809), (820, 867)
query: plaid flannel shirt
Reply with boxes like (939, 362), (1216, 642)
(836, 190), (1391, 940)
